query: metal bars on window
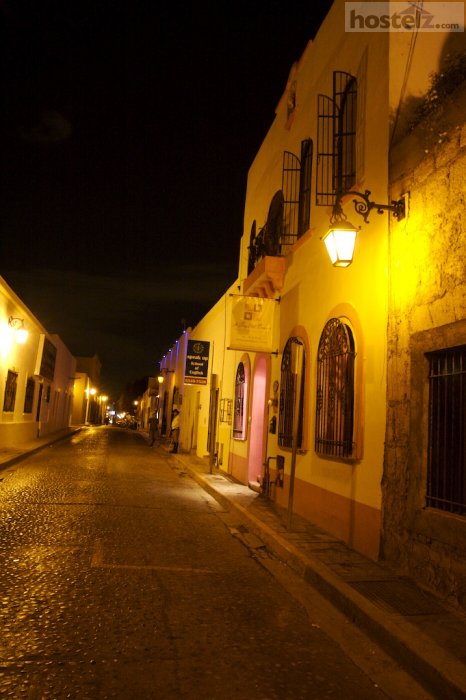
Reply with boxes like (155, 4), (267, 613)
(24, 377), (35, 414)
(233, 362), (246, 439)
(315, 319), (355, 458)
(334, 72), (357, 196)
(316, 71), (357, 206)
(248, 139), (314, 273)
(278, 338), (305, 449)
(281, 151), (300, 252)
(316, 93), (335, 206)
(426, 346), (466, 515)
(3, 370), (18, 412)
(298, 139), (313, 237)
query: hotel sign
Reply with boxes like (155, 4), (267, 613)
(185, 340), (210, 385)
(229, 295), (276, 353)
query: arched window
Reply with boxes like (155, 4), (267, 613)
(233, 362), (247, 439)
(278, 338), (305, 449)
(315, 318), (355, 458)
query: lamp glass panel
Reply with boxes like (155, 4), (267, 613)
(15, 328), (28, 344)
(324, 227), (357, 267)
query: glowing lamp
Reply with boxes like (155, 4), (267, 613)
(8, 316), (29, 344)
(323, 222), (358, 268)
(324, 189), (407, 267)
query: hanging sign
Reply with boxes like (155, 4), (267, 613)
(229, 295), (276, 353)
(185, 340), (210, 385)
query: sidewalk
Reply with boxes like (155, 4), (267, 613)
(0, 427), (81, 468)
(164, 444), (466, 700)
(2, 428), (466, 699)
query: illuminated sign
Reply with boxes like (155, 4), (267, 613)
(185, 340), (210, 385)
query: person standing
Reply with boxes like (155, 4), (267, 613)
(148, 411), (158, 446)
(170, 408), (180, 453)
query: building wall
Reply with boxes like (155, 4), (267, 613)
(39, 334), (75, 436)
(0, 276), (76, 447)
(233, 1), (394, 559)
(182, 285), (239, 465)
(384, 80), (466, 606)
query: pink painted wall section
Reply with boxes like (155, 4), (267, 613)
(275, 476), (380, 560)
(248, 356), (267, 484)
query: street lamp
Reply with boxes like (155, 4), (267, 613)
(85, 386), (96, 424)
(99, 394), (108, 424)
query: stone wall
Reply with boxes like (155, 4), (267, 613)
(383, 83), (466, 608)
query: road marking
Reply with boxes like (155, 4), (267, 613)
(91, 538), (214, 573)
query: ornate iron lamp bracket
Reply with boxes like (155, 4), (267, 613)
(334, 189), (405, 224)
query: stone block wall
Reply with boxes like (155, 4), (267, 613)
(383, 84), (466, 608)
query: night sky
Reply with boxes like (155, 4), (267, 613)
(1, 1), (333, 398)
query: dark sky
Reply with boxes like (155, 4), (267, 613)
(0, 0), (333, 398)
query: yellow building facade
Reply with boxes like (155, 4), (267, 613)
(158, 1), (466, 605)
(0, 276), (76, 446)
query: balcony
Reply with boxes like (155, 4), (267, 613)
(243, 255), (286, 298)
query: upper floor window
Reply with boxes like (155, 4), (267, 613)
(315, 319), (355, 458)
(3, 370), (18, 412)
(247, 139), (313, 272)
(298, 139), (313, 237)
(24, 377), (35, 414)
(278, 337), (305, 449)
(426, 346), (466, 515)
(233, 362), (247, 439)
(316, 71), (357, 206)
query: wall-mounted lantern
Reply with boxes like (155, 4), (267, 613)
(8, 316), (29, 344)
(157, 368), (174, 384)
(323, 189), (406, 267)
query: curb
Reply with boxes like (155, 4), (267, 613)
(176, 453), (466, 700)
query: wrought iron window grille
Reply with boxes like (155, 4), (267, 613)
(278, 338), (305, 449)
(426, 346), (466, 515)
(248, 139), (313, 273)
(316, 71), (357, 207)
(315, 319), (355, 458)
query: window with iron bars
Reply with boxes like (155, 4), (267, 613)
(316, 71), (357, 206)
(233, 362), (247, 439)
(3, 370), (18, 412)
(278, 338), (305, 449)
(247, 139), (313, 271)
(24, 377), (35, 414)
(426, 346), (466, 515)
(315, 319), (355, 458)
(282, 139), (313, 254)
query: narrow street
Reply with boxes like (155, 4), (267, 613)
(0, 427), (429, 699)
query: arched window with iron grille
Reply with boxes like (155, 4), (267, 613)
(278, 337), (305, 449)
(315, 318), (355, 458)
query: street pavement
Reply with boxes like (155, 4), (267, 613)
(1, 426), (466, 699)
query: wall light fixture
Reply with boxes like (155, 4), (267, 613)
(323, 189), (406, 267)
(8, 316), (29, 344)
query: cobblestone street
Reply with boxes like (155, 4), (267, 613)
(0, 426), (397, 699)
